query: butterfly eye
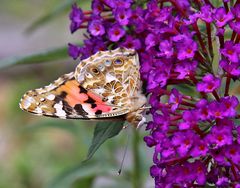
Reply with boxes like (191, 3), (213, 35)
(104, 59), (112, 67)
(91, 68), (100, 75)
(114, 58), (124, 66)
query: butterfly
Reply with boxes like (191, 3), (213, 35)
(19, 47), (147, 127)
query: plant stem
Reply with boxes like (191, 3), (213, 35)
(132, 128), (142, 188)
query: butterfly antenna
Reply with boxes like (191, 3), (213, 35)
(118, 128), (130, 175)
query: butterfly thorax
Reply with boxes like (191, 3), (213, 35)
(125, 91), (147, 127)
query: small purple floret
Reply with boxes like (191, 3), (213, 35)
(107, 24), (125, 42)
(197, 74), (221, 93)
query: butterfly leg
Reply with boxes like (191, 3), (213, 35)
(136, 115), (146, 129)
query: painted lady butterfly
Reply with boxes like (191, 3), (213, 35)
(19, 48), (147, 127)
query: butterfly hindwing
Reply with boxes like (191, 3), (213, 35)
(19, 72), (128, 119)
(74, 48), (141, 109)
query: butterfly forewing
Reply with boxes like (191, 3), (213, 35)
(19, 72), (128, 119)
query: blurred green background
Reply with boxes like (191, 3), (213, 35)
(0, 1), (153, 187)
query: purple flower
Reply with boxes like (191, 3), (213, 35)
(176, 38), (198, 60)
(68, 43), (80, 60)
(151, 130), (166, 144)
(179, 110), (198, 130)
(196, 99), (211, 120)
(69, 1), (240, 186)
(192, 161), (207, 185)
(91, 0), (104, 15)
(197, 74), (221, 93)
(175, 60), (197, 79)
(150, 165), (160, 177)
(88, 20), (105, 36)
(69, 4), (84, 33)
(151, 109), (171, 132)
(145, 33), (158, 50)
(147, 68), (169, 90)
(213, 7), (234, 27)
(208, 101), (226, 119)
(172, 130), (196, 156)
(144, 135), (156, 147)
(220, 60), (240, 77)
(190, 140), (208, 157)
(237, 127), (240, 144)
(220, 96), (239, 118)
(161, 146), (175, 159)
(216, 177), (229, 187)
(198, 5), (213, 23)
(77, 38), (106, 60)
(92, 38), (106, 53)
(229, 21), (240, 34)
(206, 124), (233, 148)
(107, 24), (125, 42)
(211, 148), (229, 166)
(120, 35), (141, 49)
(129, 7), (146, 33)
(105, 0), (132, 9)
(140, 52), (153, 78)
(114, 8), (132, 26)
(154, 7), (172, 23)
(168, 88), (182, 111)
(184, 13), (199, 25)
(175, 0), (190, 11)
(216, 27), (225, 36)
(158, 40), (173, 58)
(165, 161), (206, 185)
(220, 41), (239, 63)
(231, 4), (240, 19)
(225, 144), (240, 165)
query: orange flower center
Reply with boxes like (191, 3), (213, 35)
(187, 48), (192, 54)
(217, 135), (223, 142)
(114, 30), (120, 35)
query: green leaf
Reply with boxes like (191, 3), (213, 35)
(47, 160), (115, 188)
(0, 46), (68, 69)
(86, 121), (125, 161)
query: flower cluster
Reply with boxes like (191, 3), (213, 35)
(68, 0), (240, 187)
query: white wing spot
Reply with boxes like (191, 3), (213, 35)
(54, 101), (66, 118)
(93, 88), (105, 95)
(106, 73), (116, 82)
(35, 107), (43, 113)
(77, 74), (85, 82)
(36, 88), (45, 94)
(46, 94), (55, 100)
(23, 96), (35, 109)
(45, 84), (56, 90)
